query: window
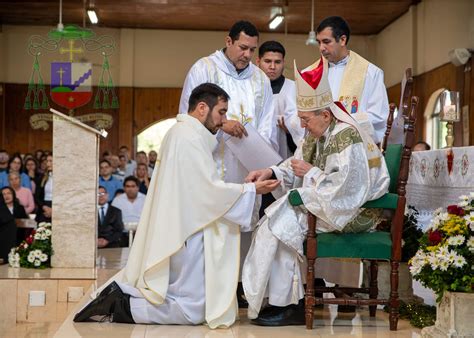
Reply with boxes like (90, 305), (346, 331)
(136, 118), (177, 154)
(425, 89), (449, 150)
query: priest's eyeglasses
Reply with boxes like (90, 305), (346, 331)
(299, 115), (316, 125)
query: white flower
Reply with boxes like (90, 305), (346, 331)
(429, 254), (441, 270)
(439, 212), (449, 221)
(467, 237), (474, 252)
(434, 207), (444, 215)
(34, 233), (41, 240)
(446, 250), (457, 263)
(410, 264), (422, 276)
(439, 260), (450, 271)
(453, 255), (467, 268)
(40, 233), (47, 240)
(447, 235), (465, 246)
(437, 245), (449, 257)
(39, 254), (48, 262)
(27, 255), (35, 263)
(34, 250), (42, 258)
(470, 192), (474, 198)
(45, 229), (52, 236)
(459, 200), (469, 207)
(459, 195), (469, 200)
(34, 260), (41, 267)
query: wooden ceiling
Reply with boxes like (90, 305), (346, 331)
(0, 0), (420, 35)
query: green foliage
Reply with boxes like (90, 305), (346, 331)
(409, 195), (474, 302)
(8, 223), (53, 269)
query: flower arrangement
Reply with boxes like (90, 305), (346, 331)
(409, 193), (474, 301)
(8, 222), (53, 269)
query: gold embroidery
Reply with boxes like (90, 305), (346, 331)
(368, 157), (382, 168)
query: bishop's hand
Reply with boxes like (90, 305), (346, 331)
(245, 168), (273, 183)
(221, 120), (248, 138)
(254, 179), (280, 195)
(290, 159), (313, 178)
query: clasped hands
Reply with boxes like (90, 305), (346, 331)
(244, 168), (280, 194)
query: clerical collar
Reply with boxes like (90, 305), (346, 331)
(221, 48), (249, 74)
(270, 75), (285, 94)
(329, 53), (350, 67)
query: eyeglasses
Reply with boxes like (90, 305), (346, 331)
(299, 115), (316, 125)
(97, 192), (106, 196)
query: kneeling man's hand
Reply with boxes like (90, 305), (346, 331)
(221, 120), (248, 138)
(254, 179), (280, 194)
(245, 168), (273, 183)
(290, 159), (313, 178)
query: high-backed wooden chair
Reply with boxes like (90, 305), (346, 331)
(301, 96), (418, 331)
(386, 68), (414, 146)
(380, 103), (396, 153)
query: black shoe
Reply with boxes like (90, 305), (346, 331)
(337, 305), (356, 313)
(237, 282), (248, 308)
(74, 284), (135, 323)
(111, 293), (135, 324)
(251, 304), (305, 326)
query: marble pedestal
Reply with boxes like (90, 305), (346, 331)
(421, 292), (474, 337)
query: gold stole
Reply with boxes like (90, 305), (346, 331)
(335, 51), (369, 114)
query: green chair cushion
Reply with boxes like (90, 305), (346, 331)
(384, 144), (403, 193)
(362, 193), (399, 209)
(315, 231), (392, 260)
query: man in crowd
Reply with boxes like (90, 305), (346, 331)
(97, 186), (124, 249)
(316, 16), (389, 144)
(256, 40), (304, 159)
(413, 141), (431, 152)
(135, 151), (153, 177)
(119, 145), (136, 177)
(242, 58), (389, 326)
(98, 160), (123, 203)
(148, 150), (157, 170)
(74, 83), (279, 327)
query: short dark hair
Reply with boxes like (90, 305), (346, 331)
(119, 145), (128, 150)
(258, 40), (286, 58)
(98, 185), (107, 192)
(136, 151), (146, 156)
(123, 176), (139, 187)
(316, 16), (351, 44)
(118, 155), (126, 160)
(414, 141), (431, 151)
(188, 83), (230, 113)
(228, 20), (259, 42)
(99, 159), (111, 167)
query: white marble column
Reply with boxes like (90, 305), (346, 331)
(51, 111), (102, 268)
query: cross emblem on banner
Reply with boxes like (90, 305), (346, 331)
(59, 40), (83, 62)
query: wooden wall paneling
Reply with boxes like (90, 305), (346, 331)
(470, 58), (474, 146)
(117, 87), (134, 154)
(0, 83), (4, 148)
(133, 87), (182, 134)
(387, 83), (401, 107)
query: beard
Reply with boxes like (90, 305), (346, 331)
(204, 115), (222, 135)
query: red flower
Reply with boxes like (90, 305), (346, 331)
(26, 236), (33, 245)
(447, 205), (465, 216)
(428, 230), (442, 245)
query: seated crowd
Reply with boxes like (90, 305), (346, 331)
(0, 147), (157, 259)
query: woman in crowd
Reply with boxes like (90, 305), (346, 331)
(1, 186), (27, 219)
(24, 157), (41, 193)
(0, 190), (17, 262)
(8, 172), (35, 214)
(8, 153), (32, 190)
(35, 154), (53, 223)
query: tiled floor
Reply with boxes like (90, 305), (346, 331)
(0, 248), (423, 338)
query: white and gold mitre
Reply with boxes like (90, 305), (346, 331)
(294, 58), (333, 112)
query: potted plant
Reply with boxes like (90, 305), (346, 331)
(8, 222), (53, 269)
(409, 193), (474, 337)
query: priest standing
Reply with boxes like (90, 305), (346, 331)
(256, 40), (305, 159)
(316, 16), (389, 144)
(74, 83), (280, 328)
(242, 58), (390, 326)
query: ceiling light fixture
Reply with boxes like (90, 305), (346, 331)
(306, 0), (317, 46)
(87, 8), (98, 24)
(269, 14), (284, 30)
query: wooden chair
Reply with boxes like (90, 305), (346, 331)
(301, 96), (418, 331)
(380, 103), (396, 154)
